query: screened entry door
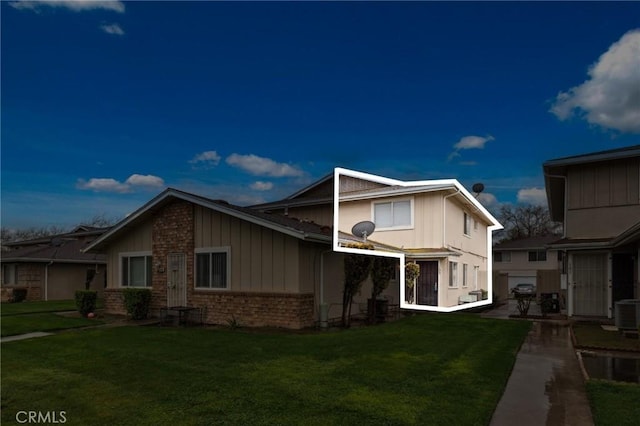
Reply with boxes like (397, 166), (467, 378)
(572, 253), (608, 317)
(167, 253), (187, 307)
(417, 261), (438, 306)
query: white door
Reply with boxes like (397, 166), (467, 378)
(167, 253), (186, 307)
(572, 253), (608, 316)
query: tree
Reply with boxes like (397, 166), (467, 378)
(342, 245), (374, 328)
(369, 257), (396, 323)
(497, 204), (561, 242)
(1, 214), (119, 245)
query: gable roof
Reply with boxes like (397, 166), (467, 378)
(84, 188), (332, 253)
(250, 172), (334, 211)
(492, 236), (560, 251)
(2, 228), (108, 264)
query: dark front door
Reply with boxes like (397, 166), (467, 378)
(417, 261), (438, 306)
(612, 253), (635, 305)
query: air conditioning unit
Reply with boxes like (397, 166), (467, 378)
(614, 300), (640, 330)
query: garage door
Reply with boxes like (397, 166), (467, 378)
(508, 275), (536, 292)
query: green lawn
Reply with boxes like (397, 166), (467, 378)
(587, 380), (640, 426)
(1, 313), (102, 337)
(1, 299), (105, 337)
(572, 323), (640, 352)
(1, 299), (104, 316)
(1, 314), (530, 426)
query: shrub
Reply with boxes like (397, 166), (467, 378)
(122, 288), (152, 320)
(75, 290), (97, 317)
(11, 288), (28, 303)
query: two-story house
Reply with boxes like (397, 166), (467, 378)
(544, 145), (640, 318)
(492, 236), (563, 303)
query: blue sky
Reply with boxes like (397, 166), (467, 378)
(2, 1), (640, 229)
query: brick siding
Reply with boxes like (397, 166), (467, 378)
(190, 291), (315, 329)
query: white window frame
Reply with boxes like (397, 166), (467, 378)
(119, 251), (153, 288)
(495, 251), (511, 263)
(371, 198), (414, 231)
(462, 263), (468, 288)
(449, 261), (458, 288)
(2, 264), (17, 285)
(194, 247), (231, 290)
(464, 212), (472, 236)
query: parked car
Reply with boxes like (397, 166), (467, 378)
(512, 283), (536, 296)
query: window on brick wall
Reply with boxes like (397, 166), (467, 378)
(195, 247), (230, 289)
(120, 252), (152, 287)
(2, 264), (17, 285)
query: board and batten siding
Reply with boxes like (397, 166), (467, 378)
(194, 206), (303, 293)
(105, 220), (153, 288)
(566, 158), (640, 238)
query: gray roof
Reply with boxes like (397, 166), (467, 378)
(2, 229), (108, 263)
(493, 236), (560, 250)
(85, 188), (332, 253)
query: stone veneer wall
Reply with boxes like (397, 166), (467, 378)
(190, 291), (315, 329)
(152, 200), (195, 313)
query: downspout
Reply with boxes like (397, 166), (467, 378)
(319, 248), (333, 329)
(44, 261), (53, 301)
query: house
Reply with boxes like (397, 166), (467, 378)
(85, 168), (501, 328)
(255, 168), (502, 311)
(492, 236), (563, 304)
(1, 226), (108, 301)
(544, 145), (640, 318)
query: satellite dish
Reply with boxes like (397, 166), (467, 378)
(472, 183), (485, 197)
(351, 221), (375, 242)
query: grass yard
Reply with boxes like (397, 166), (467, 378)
(1, 299), (104, 316)
(1, 313), (101, 337)
(572, 323), (640, 352)
(1, 314), (530, 426)
(1, 300), (104, 337)
(587, 380), (640, 426)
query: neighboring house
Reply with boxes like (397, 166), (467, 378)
(544, 145), (640, 318)
(1, 226), (108, 301)
(492, 236), (563, 304)
(85, 169), (501, 328)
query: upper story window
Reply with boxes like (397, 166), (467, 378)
(195, 247), (230, 289)
(528, 250), (547, 262)
(373, 199), (412, 229)
(494, 251), (511, 262)
(121, 252), (152, 287)
(464, 213), (472, 236)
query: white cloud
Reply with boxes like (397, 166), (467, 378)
(125, 174), (164, 188)
(517, 188), (547, 206)
(550, 29), (640, 133)
(9, 0), (125, 13)
(77, 174), (164, 193)
(477, 192), (499, 209)
(100, 23), (124, 36)
(226, 153), (304, 177)
(250, 181), (274, 191)
(189, 151), (221, 168)
(76, 178), (130, 193)
(448, 135), (494, 161)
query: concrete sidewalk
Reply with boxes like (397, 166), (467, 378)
(483, 302), (594, 426)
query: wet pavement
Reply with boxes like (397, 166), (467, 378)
(485, 301), (594, 426)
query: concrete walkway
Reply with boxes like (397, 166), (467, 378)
(483, 302), (594, 426)
(1, 331), (53, 343)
